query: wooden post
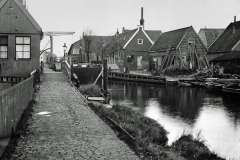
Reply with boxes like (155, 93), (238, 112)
(70, 54), (72, 81)
(103, 59), (108, 91)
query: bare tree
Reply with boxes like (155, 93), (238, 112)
(83, 29), (93, 63)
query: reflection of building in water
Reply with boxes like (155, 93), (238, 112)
(108, 80), (240, 159)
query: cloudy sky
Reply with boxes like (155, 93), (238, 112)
(26, 0), (240, 57)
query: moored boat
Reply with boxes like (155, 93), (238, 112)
(178, 81), (192, 87)
(222, 84), (240, 95)
(191, 82), (207, 88)
(166, 79), (178, 85)
(206, 82), (224, 92)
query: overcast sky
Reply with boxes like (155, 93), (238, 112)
(26, 0), (240, 57)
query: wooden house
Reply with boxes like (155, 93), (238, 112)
(198, 28), (224, 48)
(0, 0), (43, 76)
(149, 26), (208, 71)
(208, 17), (240, 61)
(209, 17), (240, 74)
(104, 8), (162, 70)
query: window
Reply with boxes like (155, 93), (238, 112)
(0, 36), (8, 59)
(138, 39), (143, 44)
(127, 55), (134, 63)
(188, 38), (195, 45)
(16, 37), (31, 59)
(182, 56), (186, 63)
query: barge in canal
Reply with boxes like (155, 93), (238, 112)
(108, 72), (166, 84)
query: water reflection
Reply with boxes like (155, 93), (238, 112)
(108, 80), (240, 160)
(0, 138), (10, 157)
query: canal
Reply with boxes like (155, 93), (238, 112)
(108, 80), (240, 160)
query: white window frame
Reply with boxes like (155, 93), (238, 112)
(16, 36), (31, 60)
(138, 39), (143, 44)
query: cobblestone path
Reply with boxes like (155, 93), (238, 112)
(9, 67), (139, 160)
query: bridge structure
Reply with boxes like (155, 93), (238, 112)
(40, 31), (75, 55)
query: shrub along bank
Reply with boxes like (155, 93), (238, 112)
(79, 84), (225, 160)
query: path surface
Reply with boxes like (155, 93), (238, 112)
(9, 65), (139, 160)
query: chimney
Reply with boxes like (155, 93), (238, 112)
(18, 0), (26, 8)
(122, 27), (125, 33)
(233, 16), (236, 34)
(140, 7), (144, 28)
(116, 28), (119, 36)
(23, 0), (26, 8)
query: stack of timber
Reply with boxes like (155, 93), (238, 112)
(108, 72), (166, 84)
(215, 79), (240, 84)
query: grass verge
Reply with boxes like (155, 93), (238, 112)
(171, 133), (225, 160)
(79, 84), (102, 97)
(89, 101), (225, 160)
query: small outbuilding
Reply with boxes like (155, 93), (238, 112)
(0, 0), (43, 76)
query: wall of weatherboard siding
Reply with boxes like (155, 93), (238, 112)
(0, 0), (41, 75)
(0, 76), (33, 138)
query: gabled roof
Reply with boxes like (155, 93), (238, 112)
(68, 39), (82, 54)
(149, 26), (191, 52)
(145, 30), (162, 42)
(83, 35), (113, 53)
(120, 29), (161, 44)
(116, 29), (138, 46)
(123, 26), (154, 48)
(0, 0), (42, 33)
(208, 20), (240, 53)
(198, 28), (225, 47)
(211, 50), (240, 61)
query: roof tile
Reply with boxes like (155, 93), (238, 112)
(208, 21), (240, 52)
(149, 26), (191, 52)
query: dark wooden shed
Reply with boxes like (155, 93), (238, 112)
(149, 26), (208, 71)
(0, 0), (43, 76)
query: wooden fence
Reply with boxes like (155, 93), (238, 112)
(0, 76), (34, 139)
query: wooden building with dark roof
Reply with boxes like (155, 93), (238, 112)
(0, 0), (43, 76)
(209, 17), (240, 74)
(198, 28), (225, 48)
(208, 17), (240, 62)
(149, 26), (208, 71)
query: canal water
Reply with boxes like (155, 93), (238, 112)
(108, 80), (240, 160)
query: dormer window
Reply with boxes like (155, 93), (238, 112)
(138, 39), (143, 44)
